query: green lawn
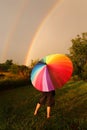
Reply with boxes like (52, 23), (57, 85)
(0, 81), (87, 130)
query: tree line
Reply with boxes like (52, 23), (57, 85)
(0, 32), (87, 81)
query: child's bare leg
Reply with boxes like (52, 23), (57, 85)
(47, 106), (51, 118)
(34, 103), (41, 115)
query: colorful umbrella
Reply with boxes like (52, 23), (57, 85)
(31, 54), (73, 92)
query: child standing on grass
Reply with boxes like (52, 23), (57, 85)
(34, 90), (55, 118)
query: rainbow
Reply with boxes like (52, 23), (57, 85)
(2, 0), (29, 61)
(1, 0), (64, 65)
(24, 0), (63, 66)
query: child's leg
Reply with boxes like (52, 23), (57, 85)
(47, 106), (51, 118)
(34, 103), (41, 115)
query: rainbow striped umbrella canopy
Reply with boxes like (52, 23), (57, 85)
(31, 54), (73, 92)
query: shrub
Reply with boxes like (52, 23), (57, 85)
(0, 78), (30, 91)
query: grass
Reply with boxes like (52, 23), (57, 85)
(0, 81), (87, 130)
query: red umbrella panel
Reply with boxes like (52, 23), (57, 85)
(30, 54), (73, 92)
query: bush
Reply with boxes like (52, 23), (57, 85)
(72, 75), (80, 81)
(0, 78), (30, 91)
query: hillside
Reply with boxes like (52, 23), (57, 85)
(0, 80), (87, 130)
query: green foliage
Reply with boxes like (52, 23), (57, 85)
(0, 60), (13, 72)
(69, 32), (87, 80)
(0, 78), (29, 91)
(5, 60), (13, 71)
(82, 63), (87, 80)
(0, 81), (87, 129)
(10, 64), (19, 74)
(0, 59), (32, 81)
(5, 60), (13, 66)
(0, 63), (9, 72)
(18, 65), (30, 79)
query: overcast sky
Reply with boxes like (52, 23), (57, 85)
(0, 0), (87, 66)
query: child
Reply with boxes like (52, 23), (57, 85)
(34, 90), (55, 118)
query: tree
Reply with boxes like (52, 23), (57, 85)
(5, 60), (13, 66)
(0, 63), (5, 72)
(29, 59), (39, 69)
(18, 65), (29, 78)
(4, 60), (13, 71)
(0, 60), (13, 72)
(82, 63), (87, 80)
(69, 32), (87, 80)
(10, 64), (19, 74)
